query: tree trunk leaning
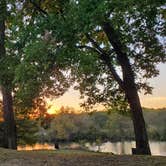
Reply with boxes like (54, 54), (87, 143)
(103, 22), (151, 155)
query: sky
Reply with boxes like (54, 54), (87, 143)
(48, 63), (166, 112)
(139, 63), (166, 108)
(1, 64), (166, 113)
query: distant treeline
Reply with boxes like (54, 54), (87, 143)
(35, 107), (166, 144)
(0, 107), (166, 146)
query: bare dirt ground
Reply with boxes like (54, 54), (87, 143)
(0, 148), (166, 166)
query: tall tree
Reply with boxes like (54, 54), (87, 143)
(0, 0), (17, 149)
(41, 0), (166, 154)
(0, 0), (73, 149)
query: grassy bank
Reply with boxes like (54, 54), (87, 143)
(0, 148), (166, 166)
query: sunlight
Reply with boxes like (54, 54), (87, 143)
(140, 96), (166, 109)
(47, 104), (59, 115)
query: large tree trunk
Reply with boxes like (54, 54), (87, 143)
(2, 87), (17, 149)
(0, 0), (17, 149)
(103, 22), (151, 155)
(124, 82), (151, 154)
(119, 52), (151, 154)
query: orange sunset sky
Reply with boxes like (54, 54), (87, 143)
(47, 63), (166, 113)
(0, 64), (165, 114)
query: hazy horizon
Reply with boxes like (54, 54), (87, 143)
(49, 63), (166, 111)
(0, 64), (166, 111)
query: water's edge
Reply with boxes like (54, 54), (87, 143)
(18, 141), (166, 156)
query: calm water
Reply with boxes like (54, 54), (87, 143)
(86, 141), (166, 156)
(18, 141), (166, 156)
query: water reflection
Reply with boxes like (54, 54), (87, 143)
(18, 141), (166, 156)
(18, 143), (55, 151)
(86, 141), (166, 156)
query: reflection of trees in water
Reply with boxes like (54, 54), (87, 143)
(111, 142), (118, 154)
(99, 141), (166, 156)
(121, 141), (125, 154)
(17, 141), (166, 156)
(150, 142), (166, 155)
(99, 141), (135, 154)
(161, 143), (166, 153)
(110, 142), (126, 154)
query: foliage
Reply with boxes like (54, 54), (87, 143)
(17, 119), (38, 145)
(0, 105), (165, 145)
(0, 0), (74, 111)
(0, 0), (166, 150)
(37, 107), (166, 143)
(37, 0), (166, 111)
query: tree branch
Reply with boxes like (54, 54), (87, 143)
(85, 33), (105, 55)
(85, 34), (124, 89)
(29, 0), (48, 16)
(77, 45), (101, 54)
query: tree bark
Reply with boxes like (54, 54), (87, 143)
(0, 0), (17, 149)
(1, 87), (17, 149)
(103, 22), (151, 155)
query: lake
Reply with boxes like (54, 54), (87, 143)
(18, 141), (166, 156)
(86, 141), (166, 156)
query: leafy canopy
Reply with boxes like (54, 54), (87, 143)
(38, 0), (166, 110)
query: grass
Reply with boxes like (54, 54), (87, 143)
(0, 148), (166, 166)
